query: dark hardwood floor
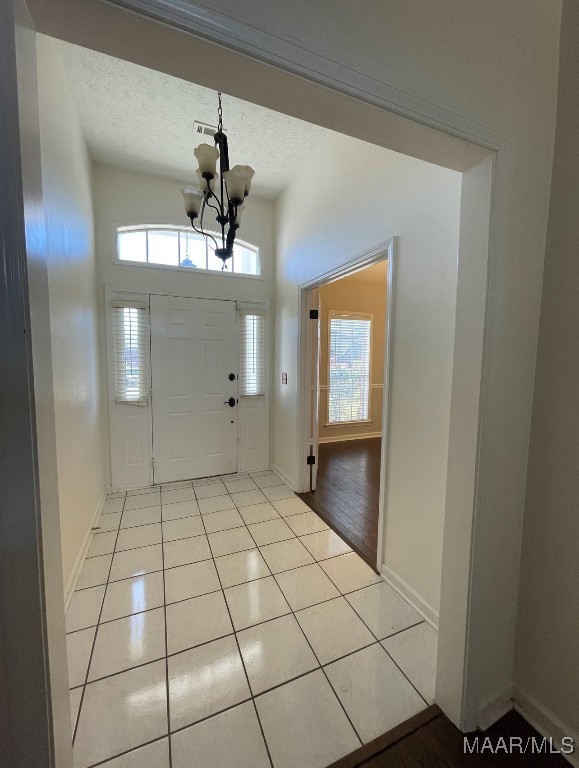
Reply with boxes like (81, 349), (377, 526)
(299, 437), (381, 569)
(329, 708), (570, 768)
(358, 710), (570, 768)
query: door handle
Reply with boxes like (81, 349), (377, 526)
(224, 397), (236, 407)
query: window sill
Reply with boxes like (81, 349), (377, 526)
(324, 420), (373, 428)
(112, 258), (264, 280)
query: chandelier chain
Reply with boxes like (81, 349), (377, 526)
(217, 92), (223, 133)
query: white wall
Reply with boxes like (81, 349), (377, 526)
(275, 132), (461, 615)
(514, 0), (579, 753)
(37, 35), (105, 593)
(92, 164), (276, 485)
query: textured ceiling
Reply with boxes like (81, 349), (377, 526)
(53, 38), (329, 199)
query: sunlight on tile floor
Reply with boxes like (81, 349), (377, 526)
(67, 471), (438, 768)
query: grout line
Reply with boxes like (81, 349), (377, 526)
(78, 652), (167, 688)
(379, 643), (430, 707)
(159, 507), (173, 768)
(168, 696), (254, 738)
(72, 492), (127, 745)
(250, 664), (320, 700)
(198, 506), (275, 768)
(380, 619), (425, 642)
(225, 608), (293, 633)
(165, 629), (235, 660)
(83, 734), (168, 768)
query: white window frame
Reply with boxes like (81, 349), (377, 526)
(113, 223), (262, 279)
(326, 310), (374, 427)
(111, 300), (150, 406)
(238, 309), (266, 398)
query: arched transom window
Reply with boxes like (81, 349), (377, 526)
(116, 225), (260, 276)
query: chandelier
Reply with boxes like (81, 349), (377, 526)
(181, 93), (255, 269)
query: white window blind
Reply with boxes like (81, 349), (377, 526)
(328, 313), (372, 423)
(112, 300), (149, 405)
(239, 310), (265, 397)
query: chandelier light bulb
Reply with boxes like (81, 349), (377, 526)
(195, 167), (217, 192)
(194, 143), (219, 178)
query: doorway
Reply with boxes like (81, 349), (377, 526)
(150, 295), (238, 483)
(298, 242), (393, 572)
(299, 258), (389, 568)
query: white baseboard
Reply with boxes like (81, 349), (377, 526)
(380, 564), (439, 629)
(271, 463), (297, 492)
(64, 487), (107, 610)
(318, 431), (382, 444)
(476, 684), (514, 731)
(514, 686), (579, 767)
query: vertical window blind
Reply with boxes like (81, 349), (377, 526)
(328, 313), (372, 423)
(112, 300), (149, 404)
(239, 310), (265, 397)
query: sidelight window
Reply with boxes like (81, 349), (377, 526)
(239, 310), (266, 397)
(112, 301), (149, 404)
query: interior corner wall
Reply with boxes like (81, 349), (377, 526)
(274, 132), (461, 614)
(37, 34), (105, 592)
(318, 275), (387, 441)
(514, 0), (579, 749)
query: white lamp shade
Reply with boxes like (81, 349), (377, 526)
(194, 143), (219, 177)
(196, 168), (217, 192)
(223, 165), (255, 202)
(234, 204), (245, 226)
(240, 165), (255, 195)
(181, 186), (204, 217)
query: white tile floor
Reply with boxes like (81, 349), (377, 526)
(67, 471), (437, 768)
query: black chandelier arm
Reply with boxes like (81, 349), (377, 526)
(190, 218), (219, 251)
(203, 195), (227, 249)
(203, 193), (223, 219)
(198, 197), (218, 250)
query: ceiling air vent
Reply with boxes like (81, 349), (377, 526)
(193, 121), (219, 138)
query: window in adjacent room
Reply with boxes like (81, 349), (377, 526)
(328, 311), (372, 424)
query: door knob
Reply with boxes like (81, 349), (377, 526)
(224, 397), (236, 407)
(229, 373), (236, 381)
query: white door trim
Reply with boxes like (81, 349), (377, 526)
(297, 239), (394, 576)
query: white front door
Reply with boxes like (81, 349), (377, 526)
(150, 295), (238, 483)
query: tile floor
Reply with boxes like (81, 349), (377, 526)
(67, 471), (438, 768)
